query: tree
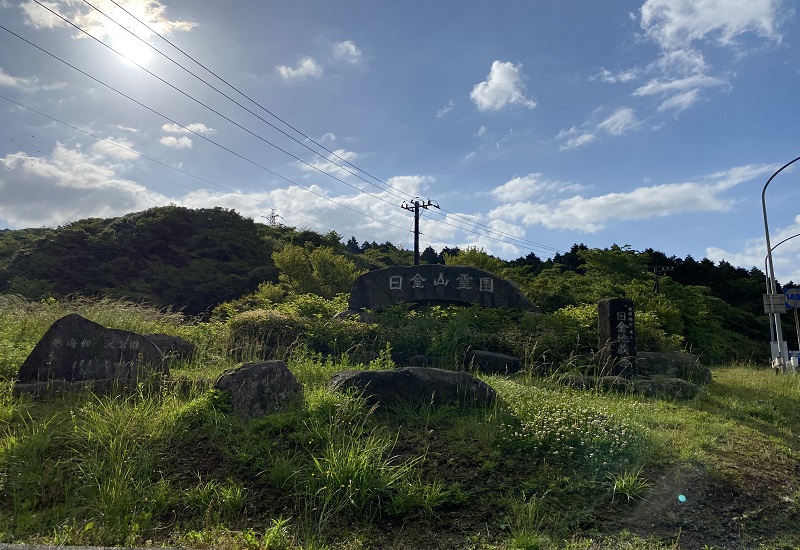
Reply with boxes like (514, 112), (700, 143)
(420, 246), (440, 264)
(273, 244), (365, 298)
(344, 236), (361, 254)
(443, 247), (506, 274)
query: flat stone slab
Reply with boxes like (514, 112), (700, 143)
(15, 314), (167, 384)
(328, 367), (497, 408)
(348, 265), (538, 312)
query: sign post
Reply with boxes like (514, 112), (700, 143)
(784, 289), (800, 367)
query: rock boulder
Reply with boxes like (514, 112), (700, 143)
(214, 360), (303, 420)
(328, 367), (496, 408)
(15, 314), (167, 385)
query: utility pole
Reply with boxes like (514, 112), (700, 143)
(651, 266), (673, 293)
(401, 197), (439, 265)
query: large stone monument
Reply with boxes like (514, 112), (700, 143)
(597, 298), (637, 378)
(347, 265), (538, 312)
(15, 314), (168, 387)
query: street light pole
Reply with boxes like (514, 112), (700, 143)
(762, 155), (800, 365)
(764, 232), (800, 354)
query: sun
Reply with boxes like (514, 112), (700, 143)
(109, 29), (153, 67)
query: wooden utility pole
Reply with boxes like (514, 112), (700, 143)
(401, 198), (439, 265)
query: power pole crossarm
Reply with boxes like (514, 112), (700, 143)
(401, 198), (439, 265)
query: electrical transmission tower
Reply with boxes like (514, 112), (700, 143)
(262, 209), (282, 227)
(401, 197), (439, 265)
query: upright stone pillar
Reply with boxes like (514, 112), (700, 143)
(598, 298), (637, 378)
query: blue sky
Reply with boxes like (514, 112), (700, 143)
(1, 0), (799, 280)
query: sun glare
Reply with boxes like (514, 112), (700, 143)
(110, 30), (153, 67)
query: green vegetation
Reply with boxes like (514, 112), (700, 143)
(0, 207), (775, 362)
(1, 296), (800, 549)
(1, 207), (797, 547)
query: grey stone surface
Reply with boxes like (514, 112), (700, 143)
(465, 350), (522, 374)
(14, 378), (211, 398)
(637, 352), (712, 384)
(328, 367), (496, 408)
(348, 265), (538, 312)
(555, 370), (700, 401)
(15, 314), (167, 385)
(597, 298), (637, 378)
(144, 333), (196, 360)
(214, 360), (303, 420)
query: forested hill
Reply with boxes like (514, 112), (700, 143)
(0, 206), (775, 362)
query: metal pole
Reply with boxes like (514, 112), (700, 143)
(762, 155), (800, 363)
(795, 307), (800, 352)
(413, 201), (420, 265)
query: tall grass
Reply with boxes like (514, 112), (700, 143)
(4, 296), (800, 548)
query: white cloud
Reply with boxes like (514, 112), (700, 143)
(436, 100), (455, 118)
(160, 136), (193, 149)
(556, 109), (638, 150)
(633, 71), (726, 113)
(652, 48), (709, 76)
(181, 174), (432, 244)
(276, 57), (323, 80)
(299, 149), (359, 180)
(333, 40), (362, 64)
(491, 173), (583, 202)
(90, 137), (139, 160)
(640, 0), (783, 50)
(706, 215), (800, 282)
(161, 122), (216, 135)
(320, 133), (336, 142)
(0, 141), (435, 249)
(632, 2), (782, 118)
(0, 66), (65, 91)
(490, 164), (777, 233)
(470, 61), (536, 112)
(656, 89), (701, 112)
(0, 143), (168, 228)
(597, 107), (640, 136)
(557, 127), (596, 150)
(20, 0), (196, 43)
(591, 67), (639, 83)
(634, 73), (725, 97)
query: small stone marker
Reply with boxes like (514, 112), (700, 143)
(214, 360), (303, 420)
(597, 298), (637, 378)
(15, 313), (168, 385)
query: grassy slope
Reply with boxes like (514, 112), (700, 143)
(1, 297), (799, 549)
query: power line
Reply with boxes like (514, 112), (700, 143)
(0, 95), (391, 244)
(91, 0), (414, 201)
(31, 0), (407, 210)
(76, 0), (562, 255)
(0, 25), (422, 239)
(4, 7), (561, 257)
